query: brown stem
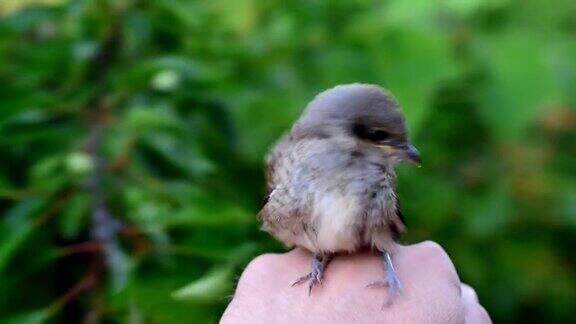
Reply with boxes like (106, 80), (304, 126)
(48, 273), (97, 314)
(59, 241), (103, 256)
(85, 22), (123, 245)
(83, 3), (127, 294)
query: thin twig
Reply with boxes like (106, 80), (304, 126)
(48, 273), (98, 314)
(85, 22), (123, 242)
(83, 7), (127, 291)
(59, 241), (103, 256)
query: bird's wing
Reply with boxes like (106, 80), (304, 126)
(389, 198), (407, 240)
(258, 134), (287, 222)
(258, 135), (314, 240)
(259, 137), (281, 214)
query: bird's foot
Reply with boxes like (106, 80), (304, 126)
(367, 250), (402, 307)
(292, 254), (331, 295)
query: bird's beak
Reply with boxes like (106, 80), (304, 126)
(377, 143), (422, 166)
(401, 144), (422, 166)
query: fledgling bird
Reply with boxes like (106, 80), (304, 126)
(259, 83), (421, 304)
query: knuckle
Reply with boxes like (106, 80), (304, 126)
(236, 254), (275, 288)
(414, 241), (459, 282)
(477, 306), (493, 324)
(461, 283), (479, 302)
(415, 240), (447, 260)
(465, 303), (493, 324)
(234, 252), (290, 295)
(419, 240), (444, 253)
(246, 253), (276, 270)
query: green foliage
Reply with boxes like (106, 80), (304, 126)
(1, 0), (575, 323)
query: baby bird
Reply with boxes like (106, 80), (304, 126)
(259, 84), (421, 303)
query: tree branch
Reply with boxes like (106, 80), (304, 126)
(84, 10), (127, 291)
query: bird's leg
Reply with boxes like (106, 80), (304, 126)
(367, 250), (402, 306)
(292, 253), (333, 295)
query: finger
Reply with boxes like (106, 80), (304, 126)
(461, 284), (478, 302)
(359, 242), (466, 322)
(461, 284), (492, 324)
(398, 241), (461, 288)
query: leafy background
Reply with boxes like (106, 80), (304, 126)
(1, 0), (575, 323)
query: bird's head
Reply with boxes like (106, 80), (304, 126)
(296, 83), (421, 165)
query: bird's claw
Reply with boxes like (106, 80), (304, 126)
(384, 268), (402, 307)
(366, 280), (388, 289)
(367, 251), (402, 308)
(292, 254), (327, 295)
(292, 276), (323, 296)
(292, 273), (319, 286)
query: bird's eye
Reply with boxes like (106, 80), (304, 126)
(352, 124), (391, 142)
(367, 129), (391, 141)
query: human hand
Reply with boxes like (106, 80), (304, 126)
(221, 241), (491, 324)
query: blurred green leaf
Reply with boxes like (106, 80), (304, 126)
(106, 242), (132, 294)
(475, 30), (561, 138)
(59, 193), (88, 239)
(160, 198), (253, 228)
(444, 0), (511, 17)
(143, 132), (216, 177)
(125, 106), (181, 133)
(5, 308), (53, 324)
(171, 265), (234, 304)
(65, 152), (93, 176)
(378, 28), (459, 134)
(465, 183), (512, 238)
(0, 198), (46, 273)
